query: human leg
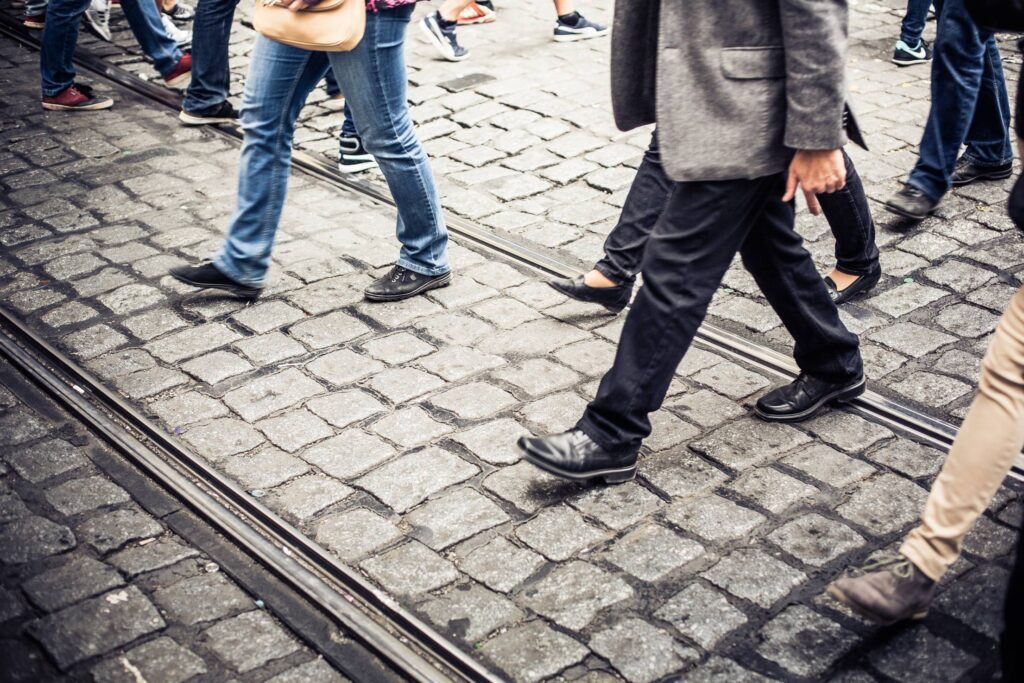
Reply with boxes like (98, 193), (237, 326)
(40, 0), (91, 96)
(818, 150), (881, 303)
(182, 0), (238, 114)
(119, 0), (182, 77)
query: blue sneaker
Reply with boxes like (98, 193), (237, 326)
(553, 12), (608, 42)
(892, 39), (931, 66)
(420, 12), (470, 62)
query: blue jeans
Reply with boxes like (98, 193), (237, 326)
(183, 0), (239, 113)
(908, 0), (1012, 201)
(215, 5), (449, 286)
(40, 0), (181, 95)
(899, 0), (931, 46)
(322, 71), (358, 138)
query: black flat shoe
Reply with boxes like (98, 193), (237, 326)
(170, 262), (261, 300)
(548, 275), (632, 313)
(825, 266), (882, 305)
(364, 265), (452, 302)
(517, 429), (639, 484)
(885, 185), (940, 221)
(754, 373), (865, 423)
(951, 156), (1013, 187)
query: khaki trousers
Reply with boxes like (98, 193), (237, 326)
(901, 286), (1024, 582)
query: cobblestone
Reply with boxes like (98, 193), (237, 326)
(756, 606), (857, 678)
(201, 610), (301, 673)
(519, 562), (633, 630)
(701, 549), (806, 608)
(654, 583), (748, 649)
(480, 620), (588, 683)
(603, 524), (705, 582)
(420, 583), (523, 643)
(360, 542), (460, 596)
(515, 506), (606, 561)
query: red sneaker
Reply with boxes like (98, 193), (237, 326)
(24, 10), (45, 29)
(457, 1), (495, 24)
(42, 83), (114, 111)
(163, 53), (192, 88)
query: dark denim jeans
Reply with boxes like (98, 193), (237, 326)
(182, 0), (239, 114)
(579, 172), (863, 451)
(596, 134), (879, 283)
(899, 0), (932, 46)
(41, 0), (181, 95)
(1004, 529), (1024, 680)
(908, 0), (1012, 201)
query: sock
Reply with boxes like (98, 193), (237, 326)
(557, 11), (581, 25)
(436, 11), (457, 29)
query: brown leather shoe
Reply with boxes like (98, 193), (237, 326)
(827, 552), (935, 625)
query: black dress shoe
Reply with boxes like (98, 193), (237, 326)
(825, 265), (881, 305)
(754, 373), (866, 422)
(951, 156), (1013, 187)
(884, 185), (940, 220)
(517, 429), (639, 484)
(364, 265), (452, 302)
(170, 262), (261, 300)
(548, 275), (632, 313)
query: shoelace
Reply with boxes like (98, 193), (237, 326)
(388, 266), (411, 283)
(848, 552), (913, 579)
(901, 184), (925, 199)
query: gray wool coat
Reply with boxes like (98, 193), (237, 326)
(610, 0), (854, 182)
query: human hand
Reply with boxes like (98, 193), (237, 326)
(285, 0), (320, 11)
(783, 149), (846, 216)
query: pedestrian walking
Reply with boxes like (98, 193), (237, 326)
(885, 0), (1012, 220)
(171, 0), (452, 303)
(517, 0), (865, 485)
(178, 0), (240, 124)
(420, 0), (606, 62)
(892, 1), (933, 65)
(551, 133), (880, 312)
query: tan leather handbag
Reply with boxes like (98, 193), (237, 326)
(252, 0), (366, 52)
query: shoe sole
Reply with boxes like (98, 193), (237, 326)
(338, 160), (379, 174)
(891, 57), (930, 66)
(165, 72), (192, 89)
(42, 99), (114, 111)
(458, 15), (496, 24)
(24, 20), (44, 29)
(753, 376), (866, 423)
(419, 20), (469, 62)
(546, 279), (626, 314)
(832, 269), (882, 306)
(363, 271), (452, 302)
(884, 200), (937, 221)
(951, 168), (1013, 186)
(171, 272), (261, 300)
(518, 443), (638, 485)
(553, 29), (609, 42)
(826, 585), (929, 625)
(178, 110), (237, 125)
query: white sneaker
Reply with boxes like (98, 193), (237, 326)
(83, 0), (112, 42)
(161, 14), (192, 48)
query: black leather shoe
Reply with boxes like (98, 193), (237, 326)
(825, 265), (881, 305)
(884, 185), (940, 220)
(517, 429), (639, 484)
(548, 275), (632, 313)
(754, 373), (866, 422)
(364, 265), (452, 302)
(951, 156), (1013, 186)
(170, 262), (261, 300)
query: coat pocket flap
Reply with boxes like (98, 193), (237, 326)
(720, 46), (786, 79)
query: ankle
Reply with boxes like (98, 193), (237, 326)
(583, 269), (619, 288)
(436, 10), (457, 27)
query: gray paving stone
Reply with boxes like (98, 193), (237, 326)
(780, 444), (877, 489)
(666, 389), (746, 428)
(655, 582), (748, 649)
(664, 494), (766, 544)
(478, 318), (590, 358)
(40, 301), (99, 328)
(201, 610), (301, 673)
(147, 323), (241, 363)
(222, 447), (309, 490)
(692, 419), (811, 470)
(640, 449), (729, 499)
(180, 350), (253, 384)
(569, 482), (664, 531)
(701, 549), (806, 608)
(356, 447), (477, 512)
(223, 368), (325, 422)
(480, 620), (588, 683)
(924, 259), (996, 292)
(835, 474), (929, 536)
(109, 538), (199, 578)
(891, 371), (973, 407)
(0, 490), (29, 524)
(691, 362), (770, 400)
(360, 541), (460, 596)
(407, 488), (509, 550)
(590, 618), (692, 683)
(300, 429), (395, 480)
(451, 418), (531, 465)
(756, 606), (857, 678)
(934, 564), (1008, 639)
(120, 308), (187, 341)
(181, 418), (264, 461)
(355, 296), (443, 328)
(361, 332), (436, 365)
(315, 508), (402, 562)
(868, 322), (956, 357)
(519, 561), (633, 630)
(685, 656), (777, 682)
(645, 410), (702, 452)
(76, 508), (163, 554)
(266, 658), (345, 683)
(934, 303), (1000, 338)
(804, 412), (893, 454)
(231, 300), (306, 334)
(86, 349), (156, 379)
(306, 390), (387, 429)
(22, 556), (125, 612)
(370, 407), (453, 448)
(868, 282), (947, 317)
(515, 506), (606, 561)
(518, 390), (590, 433)
(868, 627), (979, 683)
(472, 297), (542, 329)
(256, 409), (333, 452)
(768, 513), (866, 567)
(865, 439), (945, 478)
(265, 475), (353, 521)
(307, 348), (386, 387)
(91, 637), (207, 683)
(961, 515), (1018, 560)
(429, 382), (517, 419)
(97, 284), (164, 315)
(234, 331), (307, 365)
(414, 313), (495, 346)
(420, 583), (523, 643)
(30, 586), (166, 670)
(365, 367), (444, 404)
(603, 523), (705, 582)
(4, 438), (87, 483)
(417, 345), (506, 381)
(114, 365), (190, 400)
(459, 537), (546, 593)
(726, 467), (819, 514)
(0, 514), (76, 563)
(288, 311), (370, 349)
(153, 571), (252, 625)
(491, 358), (580, 397)
(149, 391), (229, 427)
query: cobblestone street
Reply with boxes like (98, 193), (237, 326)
(1, 1), (1023, 680)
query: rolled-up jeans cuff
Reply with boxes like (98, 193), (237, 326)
(899, 537), (945, 583)
(212, 252), (264, 288)
(396, 258), (450, 278)
(962, 151), (1014, 168)
(575, 415), (622, 454)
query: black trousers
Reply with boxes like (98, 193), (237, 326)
(577, 171), (864, 450)
(1003, 525), (1023, 679)
(595, 133), (880, 284)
